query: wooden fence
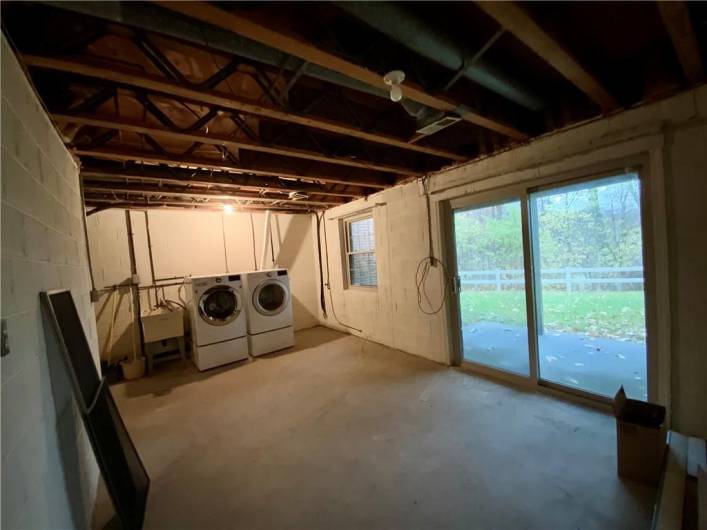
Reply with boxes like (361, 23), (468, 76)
(459, 266), (644, 291)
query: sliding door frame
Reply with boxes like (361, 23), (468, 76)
(441, 153), (664, 408)
(447, 188), (536, 388)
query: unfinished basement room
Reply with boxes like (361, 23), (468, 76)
(1, 1), (706, 529)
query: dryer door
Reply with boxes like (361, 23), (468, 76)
(199, 285), (241, 326)
(252, 279), (289, 316)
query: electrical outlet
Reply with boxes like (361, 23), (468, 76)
(1, 319), (9, 357)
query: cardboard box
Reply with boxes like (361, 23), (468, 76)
(613, 386), (667, 485)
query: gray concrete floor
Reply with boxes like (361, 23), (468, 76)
(95, 326), (655, 530)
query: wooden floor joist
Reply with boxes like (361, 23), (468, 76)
(84, 197), (320, 213)
(157, 1), (529, 141)
(74, 147), (390, 189)
(477, 1), (619, 112)
(22, 54), (467, 162)
(658, 1), (705, 84)
(54, 113), (422, 176)
(80, 167), (367, 198)
(82, 183), (343, 206)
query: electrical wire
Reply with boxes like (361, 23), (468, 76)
(315, 213), (327, 317)
(416, 176), (451, 315)
(317, 212), (361, 333)
(269, 217), (275, 266)
(249, 213), (258, 269)
(221, 211), (230, 272)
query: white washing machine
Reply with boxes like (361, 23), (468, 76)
(186, 274), (249, 370)
(242, 269), (295, 356)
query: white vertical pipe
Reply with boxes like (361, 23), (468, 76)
(259, 210), (272, 270)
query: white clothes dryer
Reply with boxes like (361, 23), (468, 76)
(241, 269), (294, 356)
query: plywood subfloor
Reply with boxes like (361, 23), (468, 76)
(95, 327), (655, 529)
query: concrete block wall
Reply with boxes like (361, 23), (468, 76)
(1, 36), (100, 529)
(86, 208), (319, 364)
(317, 86), (707, 438)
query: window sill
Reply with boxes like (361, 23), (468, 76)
(345, 285), (378, 293)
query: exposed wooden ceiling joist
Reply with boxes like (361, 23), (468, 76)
(22, 54), (466, 162)
(156, 1), (529, 141)
(84, 197), (319, 213)
(80, 166), (367, 199)
(74, 147), (390, 189)
(476, 1), (619, 112)
(82, 182), (343, 206)
(657, 1), (705, 84)
(54, 113), (420, 176)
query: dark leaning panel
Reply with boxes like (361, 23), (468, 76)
(41, 290), (149, 530)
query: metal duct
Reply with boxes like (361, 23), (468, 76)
(335, 2), (546, 112)
(46, 1), (429, 118)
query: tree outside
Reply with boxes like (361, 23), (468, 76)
(454, 175), (646, 341)
(454, 174), (647, 398)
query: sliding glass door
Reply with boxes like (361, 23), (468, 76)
(451, 171), (649, 401)
(530, 175), (647, 399)
(453, 200), (530, 376)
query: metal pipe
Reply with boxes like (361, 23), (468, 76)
(125, 210), (146, 358)
(45, 1), (429, 118)
(259, 209), (272, 270)
(336, 2), (546, 111)
(84, 198), (320, 213)
(82, 183), (342, 206)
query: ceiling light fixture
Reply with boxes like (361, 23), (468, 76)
(223, 204), (234, 214)
(383, 70), (406, 102)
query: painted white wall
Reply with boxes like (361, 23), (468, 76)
(86, 208), (319, 363)
(1, 36), (100, 529)
(316, 86), (707, 438)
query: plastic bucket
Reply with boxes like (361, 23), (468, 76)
(121, 357), (146, 380)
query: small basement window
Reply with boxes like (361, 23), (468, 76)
(344, 214), (377, 287)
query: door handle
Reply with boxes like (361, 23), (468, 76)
(451, 275), (461, 294)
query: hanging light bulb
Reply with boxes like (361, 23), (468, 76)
(389, 85), (403, 102)
(383, 70), (406, 103)
(223, 204), (234, 215)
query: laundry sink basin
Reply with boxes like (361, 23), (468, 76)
(141, 307), (184, 343)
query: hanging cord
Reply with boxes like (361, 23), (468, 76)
(127, 287), (139, 363)
(106, 287), (118, 366)
(415, 176), (451, 315)
(249, 214), (258, 269)
(269, 217), (275, 266)
(317, 212), (362, 332)
(221, 212), (230, 273)
(159, 285), (187, 311)
(315, 213), (327, 317)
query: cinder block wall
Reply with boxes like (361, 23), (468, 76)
(86, 208), (319, 364)
(317, 85), (707, 438)
(1, 36), (100, 528)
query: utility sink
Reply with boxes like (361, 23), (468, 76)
(141, 307), (184, 343)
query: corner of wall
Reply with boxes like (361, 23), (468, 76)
(1, 33), (100, 529)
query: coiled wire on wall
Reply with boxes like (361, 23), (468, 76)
(315, 212), (362, 333)
(415, 176), (451, 315)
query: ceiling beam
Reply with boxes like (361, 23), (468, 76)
(156, 1), (529, 141)
(657, 1), (704, 84)
(80, 166), (367, 198)
(83, 197), (320, 213)
(53, 113), (420, 176)
(73, 147), (390, 189)
(476, 1), (619, 112)
(22, 54), (466, 161)
(82, 182), (343, 206)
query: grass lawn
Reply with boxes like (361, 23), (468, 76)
(459, 290), (646, 341)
